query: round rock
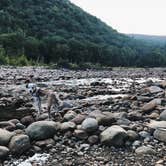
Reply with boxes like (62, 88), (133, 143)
(9, 134), (30, 155)
(100, 125), (127, 146)
(25, 121), (60, 141)
(81, 118), (98, 132)
(0, 146), (9, 159)
(0, 129), (15, 146)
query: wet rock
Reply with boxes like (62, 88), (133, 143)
(81, 118), (98, 132)
(100, 125), (127, 146)
(9, 134), (30, 155)
(0, 146), (9, 159)
(153, 127), (166, 143)
(142, 99), (161, 112)
(159, 110), (166, 121)
(127, 130), (139, 141)
(74, 129), (88, 139)
(64, 110), (77, 121)
(60, 122), (76, 131)
(0, 129), (15, 146)
(26, 121), (61, 141)
(135, 146), (156, 155)
(71, 114), (87, 125)
(20, 115), (35, 126)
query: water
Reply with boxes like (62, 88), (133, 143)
(10, 153), (50, 166)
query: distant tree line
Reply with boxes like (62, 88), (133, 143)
(0, 0), (166, 67)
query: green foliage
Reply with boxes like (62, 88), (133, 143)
(0, 0), (166, 67)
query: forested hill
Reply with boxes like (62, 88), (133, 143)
(0, 0), (166, 67)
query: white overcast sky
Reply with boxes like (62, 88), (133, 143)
(70, 0), (166, 35)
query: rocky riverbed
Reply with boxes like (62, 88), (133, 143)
(0, 66), (166, 166)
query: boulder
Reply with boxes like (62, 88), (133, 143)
(89, 110), (116, 126)
(20, 115), (35, 126)
(153, 127), (166, 143)
(81, 118), (98, 132)
(9, 134), (30, 155)
(100, 125), (127, 146)
(0, 129), (15, 146)
(59, 101), (73, 110)
(135, 146), (156, 155)
(159, 110), (166, 121)
(144, 86), (163, 94)
(147, 120), (166, 129)
(0, 121), (16, 131)
(139, 131), (150, 138)
(60, 122), (76, 131)
(142, 99), (161, 112)
(71, 114), (87, 125)
(64, 110), (77, 121)
(0, 146), (9, 159)
(127, 130), (139, 141)
(25, 121), (60, 141)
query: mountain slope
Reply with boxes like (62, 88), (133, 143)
(0, 0), (166, 67)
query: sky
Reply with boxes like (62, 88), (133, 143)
(70, 0), (166, 36)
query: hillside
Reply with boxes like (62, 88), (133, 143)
(0, 0), (166, 67)
(128, 34), (166, 45)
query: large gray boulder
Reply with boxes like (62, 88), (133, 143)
(81, 118), (98, 132)
(0, 129), (15, 146)
(159, 110), (166, 121)
(9, 134), (30, 155)
(25, 121), (60, 141)
(100, 125), (127, 146)
(153, 127), (166, 143)
(0, 146), (9, 159)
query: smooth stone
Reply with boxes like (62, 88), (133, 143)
(26, 121), (61, 141)
(127, 130), (139, 141)
(9, 134), (30, 155)
(135, 146), (156, 155)
(64, 110), (77, 121)
(100, 125), (127, 146)
(60, 122), (76, 131)
(159, 110), (166, 121)
(81, 118), (98, 132)
(153, 127), (166, 143)
(142, 99), (161, 112)
(0, 146), (9, 159)
(0, 129), (15, 146)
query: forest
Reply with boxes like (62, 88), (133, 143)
(0, 0), (166, 67)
